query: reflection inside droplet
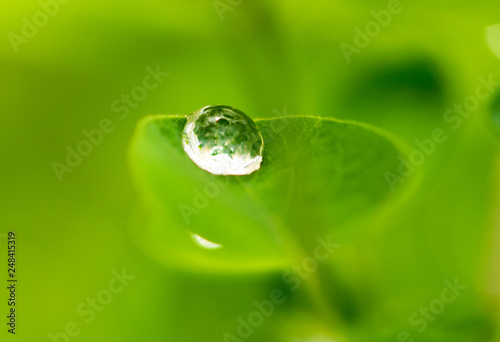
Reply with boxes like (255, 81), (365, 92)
(486, 24), (500, 59)
(191, 233), (223, 249)
(182, 105), (264, 176)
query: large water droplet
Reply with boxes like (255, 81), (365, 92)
(182, 105), (264, 175)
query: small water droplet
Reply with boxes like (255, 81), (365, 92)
(191, 233), (223, 249)
(182, 105), (264, 175)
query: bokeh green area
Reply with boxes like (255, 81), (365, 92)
(1, 0), (500, 341)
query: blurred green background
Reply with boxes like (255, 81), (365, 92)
(1, 0), (500, 341)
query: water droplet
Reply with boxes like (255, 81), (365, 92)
(182, 105), (264, 175)
(486, 24), (500, 59)
(191, 233), (223, 249)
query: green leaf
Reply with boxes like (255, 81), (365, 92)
(128, 114), (412, 272)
